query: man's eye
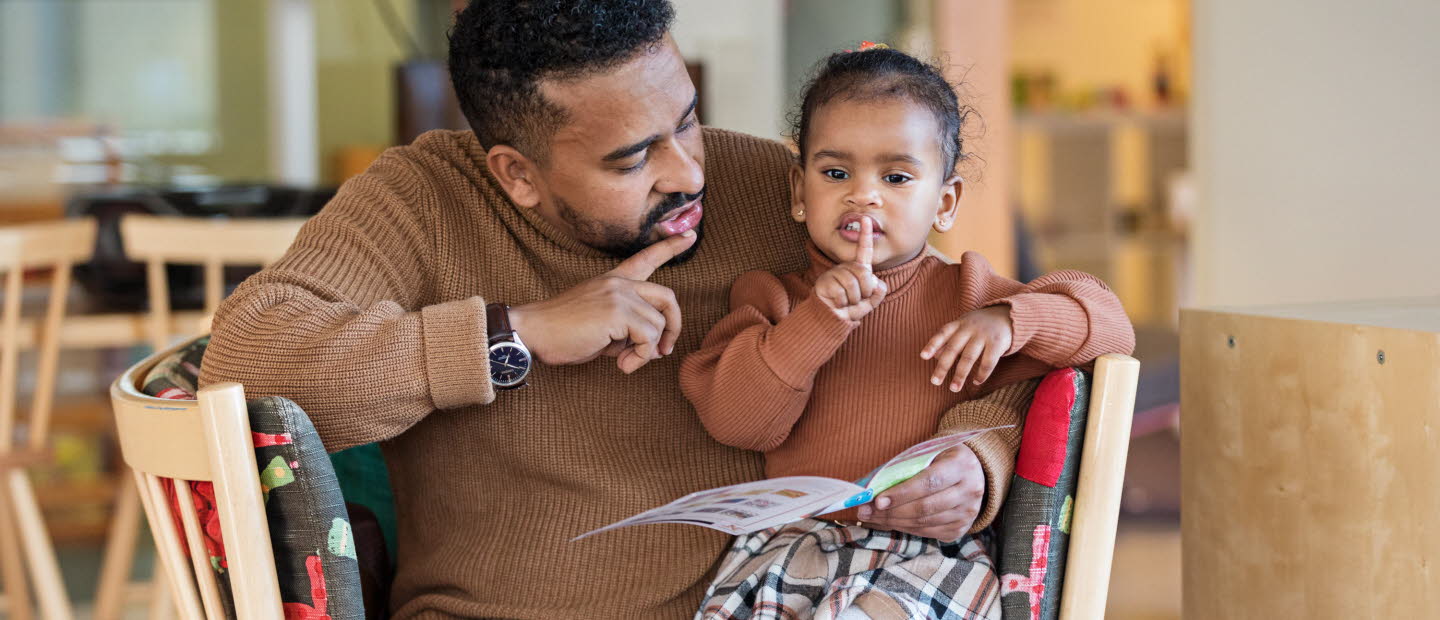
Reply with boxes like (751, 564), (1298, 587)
(823, 169), (848, 180)
(619, 157), (647, 173)
(884, 174), (912, 184)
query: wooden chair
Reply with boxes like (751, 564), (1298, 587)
(93, 215), (306, 619)
(0, 219), (97, 620)
(109, 341), (283, 618)
(1058, 353), (1139, 619)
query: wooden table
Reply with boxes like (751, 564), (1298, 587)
(1181, 298), (1440, 618)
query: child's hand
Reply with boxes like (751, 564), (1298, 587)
(921, 306), (1014, 392)
(858, 444), (985, 542)
(812, 216), (888, 321)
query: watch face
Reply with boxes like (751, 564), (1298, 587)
(489, 342), (531, 387)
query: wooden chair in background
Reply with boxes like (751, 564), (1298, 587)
(92, 215), (306, 619)
(0, 219), (97, 619)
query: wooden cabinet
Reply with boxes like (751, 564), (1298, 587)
(1181, 299), (1440, 618)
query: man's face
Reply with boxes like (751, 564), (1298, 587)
(528, 37), (706, 260)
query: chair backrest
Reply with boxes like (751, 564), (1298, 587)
(118, 215), (305, 351)
(0, 219), (97, 456)
(1057, 353), (1139, 619)
(110, 343), (282, 619)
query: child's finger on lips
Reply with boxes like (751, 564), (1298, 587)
(857, 216), (874, 268)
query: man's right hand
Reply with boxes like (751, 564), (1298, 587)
(508, 230), (696, 374)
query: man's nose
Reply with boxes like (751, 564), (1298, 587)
(653, 138), (704, 197)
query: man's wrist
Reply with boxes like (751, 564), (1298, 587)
(507, 304), (532, 345)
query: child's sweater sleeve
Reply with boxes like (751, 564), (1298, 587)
(680, 271), (856, 452)
(935, 378), (1040, 533)
(964, 251), (1136, 366)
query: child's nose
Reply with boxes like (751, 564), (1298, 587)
(844, 184), (882, 208)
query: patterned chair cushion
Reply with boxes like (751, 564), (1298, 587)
(998, 368), (1091, 620)
(143, 337), (365, 619)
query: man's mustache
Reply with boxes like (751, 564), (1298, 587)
(644, 188), (706, 228)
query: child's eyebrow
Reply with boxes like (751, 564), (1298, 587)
(812, 149), (849, 161)
(877, 153), (925, 168)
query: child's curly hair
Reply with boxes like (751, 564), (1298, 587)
(789, 47), (977, 177)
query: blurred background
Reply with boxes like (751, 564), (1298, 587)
(1, 0), (1435, 617)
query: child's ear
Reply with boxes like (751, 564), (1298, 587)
(932, 175), (963, 233)
(486, 145), (543, 209)
(789, 163), (807, 222)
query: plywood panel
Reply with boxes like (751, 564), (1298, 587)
(1181, 308), (1440, 619)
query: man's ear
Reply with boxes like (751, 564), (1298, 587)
(789, 163), (807, 222)
(485, 145), (543, 209)
(932, 175), (963, 233)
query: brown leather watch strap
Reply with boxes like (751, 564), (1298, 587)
(485, 303), (513, 342)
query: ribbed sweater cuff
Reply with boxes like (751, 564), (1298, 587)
(987, 292), (1082, 359)
(420, 296), (495, 410)
(761, 295), (857, 389)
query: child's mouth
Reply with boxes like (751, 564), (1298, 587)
(837, 214), (883, 242)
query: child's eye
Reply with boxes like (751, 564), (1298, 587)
(884, 173), (912, 184)
(823, 169), (849, 181)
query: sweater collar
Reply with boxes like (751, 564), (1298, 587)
(802, 240), (931, 295)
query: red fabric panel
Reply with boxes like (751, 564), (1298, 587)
(1015, 368), (1078, 487)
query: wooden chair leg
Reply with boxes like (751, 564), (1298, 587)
(94, 472), (143, 620)
(6, 470), (74, 620)
(0, 481), (35, 620)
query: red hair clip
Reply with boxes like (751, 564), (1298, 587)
(840, 41), (887, 52)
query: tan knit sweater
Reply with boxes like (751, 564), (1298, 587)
(199, 128), (812, 619)
(680, 243), (1135, 528)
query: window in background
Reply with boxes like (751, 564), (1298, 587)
(1, 0), (220, 187)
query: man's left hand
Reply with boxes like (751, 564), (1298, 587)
(856, 444), (985, 542)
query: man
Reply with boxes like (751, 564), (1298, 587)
(202, 1), (1026, 617)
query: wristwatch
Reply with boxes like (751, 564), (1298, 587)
(485, 303), (532, 390)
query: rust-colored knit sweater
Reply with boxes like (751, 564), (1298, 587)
(679, 243), (1136, 528)
(199, 128), (812, 619)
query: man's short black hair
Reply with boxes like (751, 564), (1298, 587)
(448, 0), (676, 163)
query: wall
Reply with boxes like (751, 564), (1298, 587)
(1011, 0), (1190, 109)
(784, 0), (899, 114)
(1190, 0), (1440, 306)
(670, 0), (785, 139)
(932, 0), (1015, 277)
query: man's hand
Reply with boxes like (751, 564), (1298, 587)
(812, 216), (888, 321)
(921, 305), (1013, 392)
(509, 230), (696, 374)
(856, 444), (984, 542)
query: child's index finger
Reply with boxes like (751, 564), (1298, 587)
(857, 216), (874, 268)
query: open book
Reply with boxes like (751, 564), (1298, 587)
(575, 426), (1009, 540)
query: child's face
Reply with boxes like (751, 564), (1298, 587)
(791, 98), (960, 270)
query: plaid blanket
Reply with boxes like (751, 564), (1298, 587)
(697, 519), (1002, 620)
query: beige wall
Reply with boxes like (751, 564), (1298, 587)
(670, 0), (785, 139)
(1012, 0), (1190, 109)
(932, 0), (1015, 277)
(1190, 0), (1440, 306)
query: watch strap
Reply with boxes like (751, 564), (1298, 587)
(486, 303), (513, 343)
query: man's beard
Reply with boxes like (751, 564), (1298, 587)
(556, 188), (706, 265)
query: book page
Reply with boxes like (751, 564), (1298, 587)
(573, 477), (861, 540)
